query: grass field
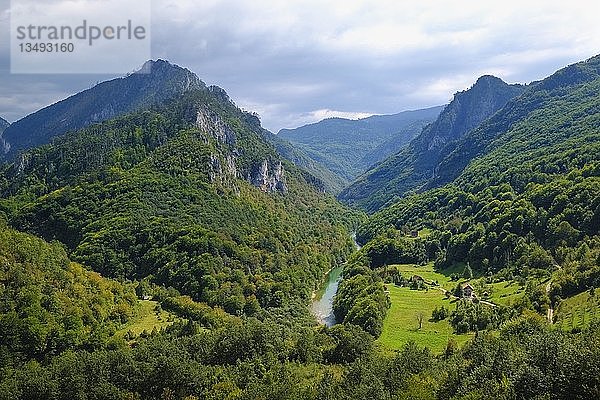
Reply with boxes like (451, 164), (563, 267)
(486, 280), (524, 306)
(417, 228), (432, 238)
(386, 263), (461, 290)
(115, 300), (178, 338)
(377, 285), (472, 353)
(556, 291), (600, 330)
(378, 263), (473, 353)
(377, 263), (529, 353)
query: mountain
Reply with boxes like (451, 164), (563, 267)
(0, 66), (359, 322)
(0, 60), (203, 159)
(358, 54), (600, 285)
(433, 59), (600, 187)
(0, 61), (372, 398)
(1, 54), (600, 400)
(339, 76), (525, 212)
(278, 106), (443, 186)
(0, 117), (8, 131)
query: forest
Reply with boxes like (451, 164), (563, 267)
(0, 55), (599, 399)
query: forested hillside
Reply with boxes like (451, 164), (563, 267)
(339, 76), (525, 212)
(279, 106), (443, 187)
(351, 55), (600, 335)
(265, 133), (346, 193)
(0, 217), (138, 366)
(1, 55), (600, 399)
(0, 82), (360, 322)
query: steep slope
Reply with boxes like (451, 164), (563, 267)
(340, 76), (525, 212)
(435, 56), (600, 187)
(278, 106), (443, 184)
(267, 133), (346, 193)
(358, 55), (600, 299)
(0, 80), (360, 320)
(1, 60), (203, 159)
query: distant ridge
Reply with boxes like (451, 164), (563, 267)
(278, 106), (443, 190)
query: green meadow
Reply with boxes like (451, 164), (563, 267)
(377, 284), (472, 353)
(377, 264), (471, 353)
(115, 300), (179, 339)
(377, 263), (528, 353)
(556, 290), (600, 330)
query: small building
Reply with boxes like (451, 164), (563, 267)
(462, 283), (475, 298)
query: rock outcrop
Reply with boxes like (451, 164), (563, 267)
(195, 106), (286, 194)
(196, 106), (236, 147)
(250, 160), (287, 194)
(0, 117), (9, 154)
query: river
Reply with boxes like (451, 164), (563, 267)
(310, 265), (343, 327)
(310, 234), (361, 326)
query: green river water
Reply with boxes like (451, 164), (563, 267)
(310, 265), (343, 327)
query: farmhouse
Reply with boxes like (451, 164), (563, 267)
(462, 283), (475, 298)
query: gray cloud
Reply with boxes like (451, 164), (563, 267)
(1, 0), (599, 132)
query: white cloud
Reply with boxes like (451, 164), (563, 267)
(1, 0), (600, 130)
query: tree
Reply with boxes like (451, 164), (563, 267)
(324, 324), (374, 364)
(453, 283), (464, 298)
(432, 305), (449, 321)
(416, 312), (425, 330)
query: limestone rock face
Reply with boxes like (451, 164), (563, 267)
(250, 160), (287, 194)
(195, 106), (286, 194)
(196, 106), (236, 147)
(0, 136), (9, 154)
(0, 117), (9, 154)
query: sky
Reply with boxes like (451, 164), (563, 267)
(1, 0), (599, 132)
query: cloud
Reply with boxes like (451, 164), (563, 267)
(0, 0), (599, 131)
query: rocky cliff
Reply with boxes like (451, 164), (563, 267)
(0, 117), (9, 154)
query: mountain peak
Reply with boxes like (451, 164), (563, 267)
(474, 74), (504, 85)
(463, 75), (521, 99)
(339, 75), (526, 211)
(136, 59), (193, 77)
(138, 58), (171, 71)
(1, 60), (205, 159)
